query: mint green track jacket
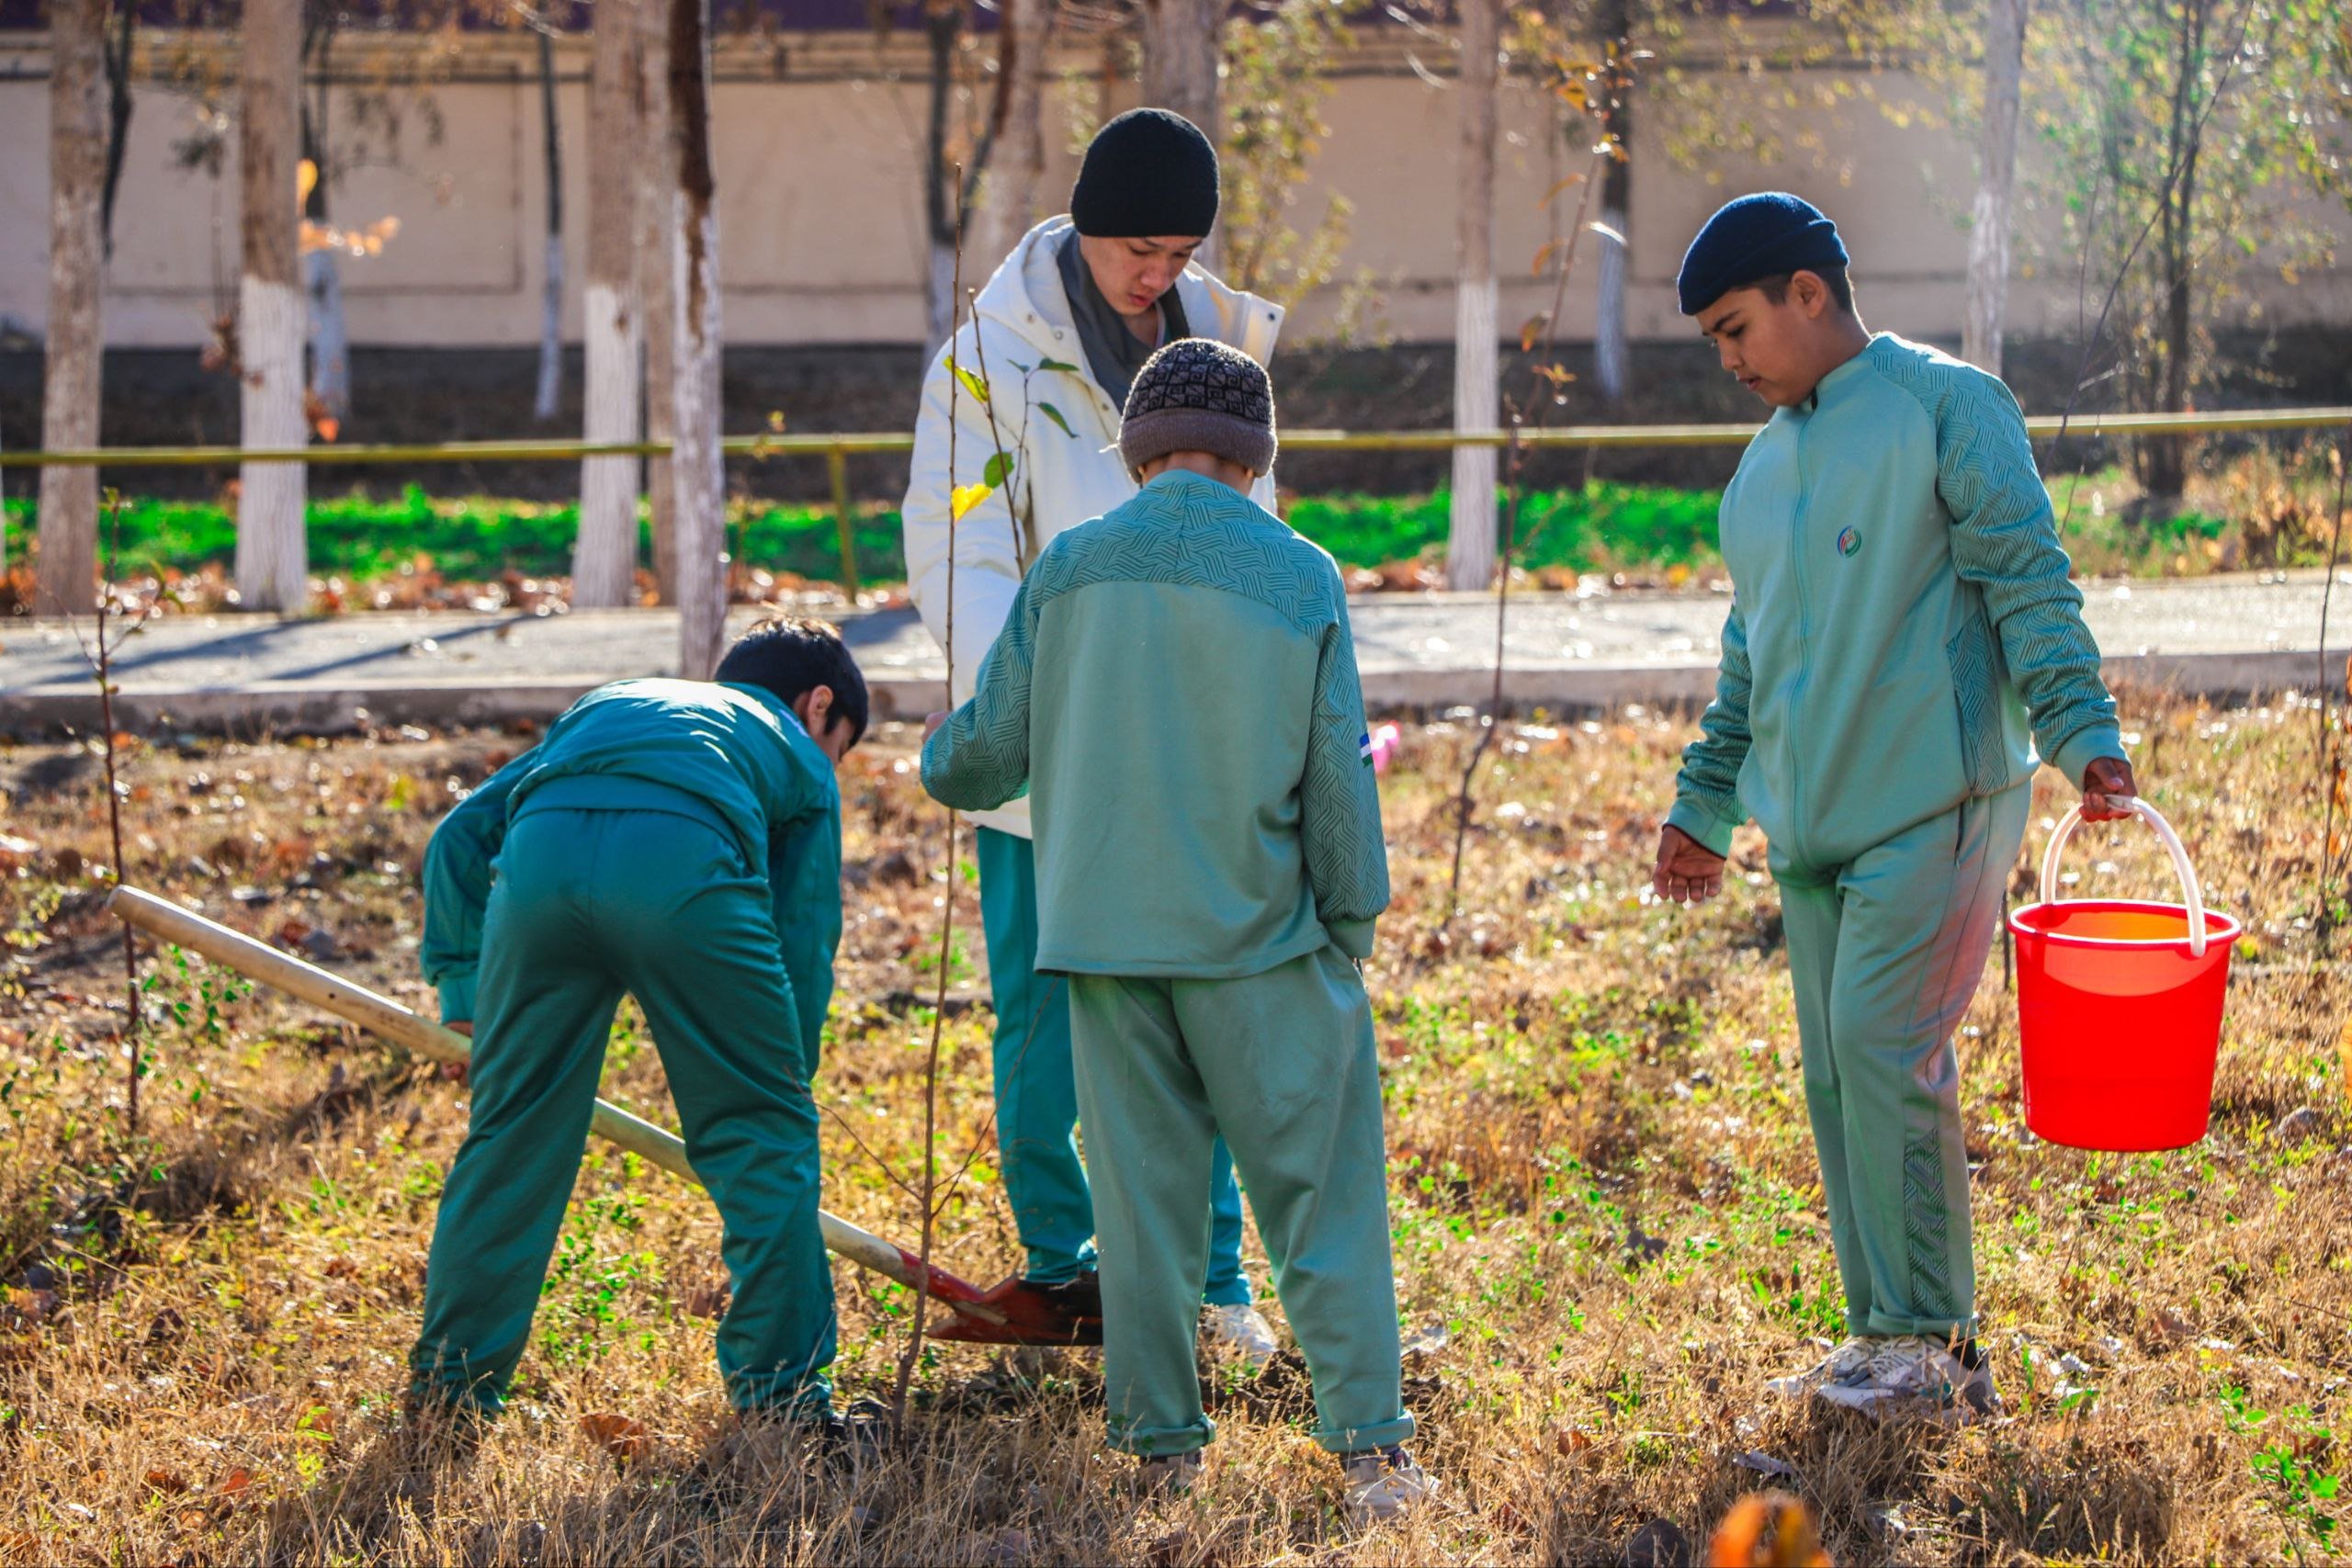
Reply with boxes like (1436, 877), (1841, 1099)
(1667, 333), (2125, 872)
(421, 678), (843, 1059)
(920, 470), (1390, 978)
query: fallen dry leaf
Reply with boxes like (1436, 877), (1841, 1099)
(1707, 1492), (1832, 1567)
(580, 1412), (649, 1461)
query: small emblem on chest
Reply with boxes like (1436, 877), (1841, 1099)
(1835, 526), (1862, 558)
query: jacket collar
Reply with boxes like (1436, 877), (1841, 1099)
(974, 218), (1288, 405)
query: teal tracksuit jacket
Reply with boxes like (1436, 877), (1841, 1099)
(410, 678), (844, 1415)
(1668, 335), (2124, 1341)
(1667, 333), (2122, 867)
(921, 471), (1412, 1455)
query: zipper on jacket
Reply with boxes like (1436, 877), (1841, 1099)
(1785, 413), (1815, 869)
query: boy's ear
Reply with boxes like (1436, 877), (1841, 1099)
(793, 683), (835, 732)
(1791, 270), (1834, 321)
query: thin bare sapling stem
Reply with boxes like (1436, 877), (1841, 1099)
(894, 165), (972, 1437)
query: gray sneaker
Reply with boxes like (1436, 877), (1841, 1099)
(1816, 1335), (1998, 1423)
(1764, 1336), (1879, 1399)
(1136, 1450), (1204, 1495)
(1340, 1445), (1438, 1525)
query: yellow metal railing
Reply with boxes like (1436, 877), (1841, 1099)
(6, 406), (2346, 593)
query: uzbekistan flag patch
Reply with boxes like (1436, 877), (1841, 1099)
(1359, 732), (1375, 766)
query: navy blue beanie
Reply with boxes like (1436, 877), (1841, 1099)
(1676, 193), (1849, 316)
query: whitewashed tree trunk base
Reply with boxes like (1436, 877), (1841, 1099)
(1596, 209), (1629, 405)
(1445, 0), (1501, 596)
(305, 248), (350, 423)
(34, 0), (106, 613)
(1447, 276), (1499, 593)
(237, 275), (309, 611)
(537, 233), (566, 422)
(575, 281), (642, 606)
(673, 202), (726, 681)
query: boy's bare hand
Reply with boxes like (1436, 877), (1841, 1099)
(440, 1021), (470, 1082)
(1653, 824), (1726, 905)
(923, 711), (949, 743)
(2080, 756), (2140, 822)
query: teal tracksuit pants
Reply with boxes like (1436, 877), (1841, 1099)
(410, 807), (837, 1416)
(976, 827), (1252, 1305)
(1773, 782), (2030, 1343)
(1069, 944), (1411, 1456)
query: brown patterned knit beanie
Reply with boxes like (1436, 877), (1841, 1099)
(1117, 337), (1278, 480)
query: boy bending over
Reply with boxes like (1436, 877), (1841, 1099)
(1655, 194), (2140, 1420)
(410, 618), (868, 1438)
(922, 339), (1433, 1520)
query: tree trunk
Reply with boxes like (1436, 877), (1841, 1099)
(1140, 0), (1220, 144)
(574, 0), (643, 608)
(98, 1), (134, 260)
(534, 25), (566, 423)
(1593, 0), (1632, 406)
(300, 28), (349, 425)
(34, 0), (108, 615)
(236, 0), (307, 613)
(1445, 0), (1500, 594)
(1962, 0), (2025, 376)
(921, 6), (963, 356)
(669, 0), (726, 679)
(639, 0), (677, 604)
(1140, 0), (1221, 267)
(968, 0), (1057, 275)
(2148, 0), (2205, 502)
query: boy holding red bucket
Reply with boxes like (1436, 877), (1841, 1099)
(1651, 194), (2141, 1420)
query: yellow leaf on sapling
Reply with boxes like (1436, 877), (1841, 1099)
(950, 483), (992, 523)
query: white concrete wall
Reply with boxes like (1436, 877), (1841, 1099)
(1, 30), (2346, 350)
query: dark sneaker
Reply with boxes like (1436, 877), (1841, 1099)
(810, 1397), (895, 1464)
(1024, 1269), (1102, 1319)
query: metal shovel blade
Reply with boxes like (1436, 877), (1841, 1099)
(926, 1273), (1103, 1346)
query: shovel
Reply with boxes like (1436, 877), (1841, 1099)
(109, 886), (1102, 1347)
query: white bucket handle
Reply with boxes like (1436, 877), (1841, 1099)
(2037, 795), (2210, 958)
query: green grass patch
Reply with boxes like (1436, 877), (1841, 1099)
(1, 488), (907, 587)
(1, 472), (2248, 589)
(4, 481), (1727, 587)
(1289, 484), (1724, 578)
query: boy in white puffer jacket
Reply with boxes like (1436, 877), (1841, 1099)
(900, 108), (1284, 1359)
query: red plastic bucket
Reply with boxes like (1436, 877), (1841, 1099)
(2007, 798), (2238, 1152)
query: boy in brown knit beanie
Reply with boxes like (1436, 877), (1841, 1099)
(922, 338), (1433, 1522)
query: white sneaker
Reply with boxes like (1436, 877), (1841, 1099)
(1200, 1303), (1280, 1367)
(1816, 1335), (1998, 1423)
(1340, 1446), (1438, 1525)
(1764, 1336), (1879, 1399)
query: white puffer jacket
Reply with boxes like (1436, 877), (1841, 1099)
(901, 217), (1285, 839)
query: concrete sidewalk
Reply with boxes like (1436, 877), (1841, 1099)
(2, 572), (2344, 736)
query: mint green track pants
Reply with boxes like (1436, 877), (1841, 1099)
(1069, 944), (1413, 1457)
(975, 827), (1252, 1303)
(1773, 782), (2030, 1343)
(410, 806), (837, 1416)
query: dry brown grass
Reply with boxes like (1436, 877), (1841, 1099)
(1, 690), (2346, 1565)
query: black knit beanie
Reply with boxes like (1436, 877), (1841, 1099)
(1070, 108), (1221, 239)
(1119, 338), (1277, 479)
